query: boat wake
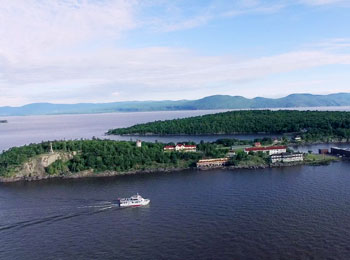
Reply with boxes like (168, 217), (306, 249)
(77, 201), (115, 209)
(0, 202), (119, 233)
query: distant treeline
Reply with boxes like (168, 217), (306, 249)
(108, 110), (350, 141)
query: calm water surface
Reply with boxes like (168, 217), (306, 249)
(1, 110), (350, 259)
(0, 110), (280, 152)
(1, 163), (350, 259)
(1, 107), (350, 151)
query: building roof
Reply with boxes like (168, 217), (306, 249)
(164, 144), (196, 149)
(332, 147), (350, 151)
(176, 144), (196, 147)
(245, 146), (287, 152)
(270, 152), (303, 157)
(197, 158), (229, 163)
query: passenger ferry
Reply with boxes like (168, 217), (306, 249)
(118, 193), (150, 208)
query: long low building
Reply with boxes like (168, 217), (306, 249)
(164, 144), (197, 152)
(244, 146), (287, 155)
(270, 153), (304, 163)
(331, 147), (350, 157)
(197, 158), (229, 168)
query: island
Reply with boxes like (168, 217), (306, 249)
(0, 139), (338, 182)
(107, 110), (350, 143)
(0, 120), (8, 123)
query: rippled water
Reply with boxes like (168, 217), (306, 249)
(1, 162), (350, 259)
(1, 110), (350, 259)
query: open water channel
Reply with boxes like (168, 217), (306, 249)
(1, 110), (350, 259)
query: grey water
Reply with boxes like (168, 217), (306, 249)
(1, 107), (350, 151)
(0, 110), (279, 152)
(1, 163), (350, 260)
(1, 110), (350, 259)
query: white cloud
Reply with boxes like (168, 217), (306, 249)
(309, 38), (350, 51)
(299, 0), (349, 6)
(1, 43), (350, 105)
(0, 0), (350, 106)
(157, 14), (212, 32)
(222, 3), (286, 17)
(150, 1), (286, 32)
(145, 0), (350, 32)
(0, 0), (137, 62)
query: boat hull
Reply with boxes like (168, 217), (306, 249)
(119, 199), (150, 208)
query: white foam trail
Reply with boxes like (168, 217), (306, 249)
(77, 203), (113, 209)
(97, 205), (115, 211)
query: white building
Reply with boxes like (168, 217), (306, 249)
(244, 146), (287, 155)
(294, 136), (302, 142)
(164, 144), (197, 152)
(270, 153), (304, 163)
(175, 144), (196, 152)
(197, 158), (229, 168)
(164, 145), (175, 151)
(226, 151), (236, 157)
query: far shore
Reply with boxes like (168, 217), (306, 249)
(107, 132), (350, 145)
(106, 132), (286, 136)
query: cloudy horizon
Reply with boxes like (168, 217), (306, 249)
(1, 0), (350, 106)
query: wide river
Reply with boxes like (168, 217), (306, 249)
(1, 110), (350, 259)
(0, 110), (282, 152)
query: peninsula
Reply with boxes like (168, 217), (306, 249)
(0, 139), (338, 182)
(108, 110), (350, 143)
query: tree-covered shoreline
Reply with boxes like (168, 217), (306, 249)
(0, 140), (202, 178)
(0, 137), (274, 178)
(0, 138), (339, 182)
(0, 138), (254, 178)
(107, 110), (350, 142)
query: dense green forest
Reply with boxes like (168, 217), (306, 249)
(0, 137), (272, 177)
(108, 110), (350, 141)
(0, 140), (207, 177)
(0, 137), (336, 179)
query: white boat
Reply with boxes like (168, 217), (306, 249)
(118, 193), (150, 208)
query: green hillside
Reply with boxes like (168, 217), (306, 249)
(108, 110), (350, 142)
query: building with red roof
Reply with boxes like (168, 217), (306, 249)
(163, 145), (175, 151)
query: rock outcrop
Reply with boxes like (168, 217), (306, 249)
(0, 151), (76, 182)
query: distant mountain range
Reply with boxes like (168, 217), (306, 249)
(1, 93), (350, 116)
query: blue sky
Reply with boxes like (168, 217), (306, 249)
(0, 0), (350, 106)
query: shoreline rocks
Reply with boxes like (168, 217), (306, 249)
(0, 159), (338, 183)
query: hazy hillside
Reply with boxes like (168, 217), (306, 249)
(1, 93), (350, 116)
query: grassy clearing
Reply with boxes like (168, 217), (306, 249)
(304, 153), (339, 165)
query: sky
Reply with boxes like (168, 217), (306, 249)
(0, 0), (350, 106)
